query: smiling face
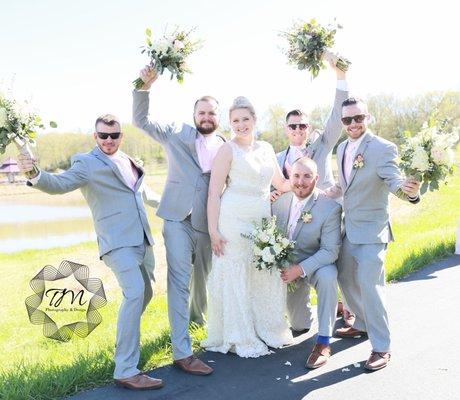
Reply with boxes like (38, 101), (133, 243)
(342, 102), (369, 140)
(290, 158), (318, 199)
(94, 121), (123, 155)
(285, 114), (310, 146)
(194, 99), (219, 135)
(230, 108), (256, 139)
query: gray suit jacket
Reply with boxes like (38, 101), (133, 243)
(31, 146), (154, 257)
(276, 88), (349, 190)
(133, 90), (224, 233)
(336, 131), (419, 245)
(272, 189), (342, 279)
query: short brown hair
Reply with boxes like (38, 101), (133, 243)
(95, 114), (121, 130)
(194, 96), (219, 112)
(285, 109), (308, 122)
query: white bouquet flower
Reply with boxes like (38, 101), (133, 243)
(133, 26), (202, 88)
(242, 216), (297, 291)
(399, 120), (458, 193)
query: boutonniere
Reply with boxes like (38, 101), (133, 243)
(300, 211), (312, 223)
(353, 154), (364, 169)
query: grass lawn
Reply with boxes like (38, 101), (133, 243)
(1, 148), (458, 400)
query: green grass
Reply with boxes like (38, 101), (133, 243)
(0, 243), (205, 400)
(1, 149), (459, 400)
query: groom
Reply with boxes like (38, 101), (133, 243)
(331, 97), (421, 371)
(272, 157), (342, 369)
(133, 67), (224, 375)
(17, 114), (163, 390)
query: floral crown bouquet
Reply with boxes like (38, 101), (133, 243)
(398, 119), (458, 194)
(0, 90), (56, 178)
(243, 216), (297, 291)
(281, 18), (351, 78)
(133, 26), (202, 89)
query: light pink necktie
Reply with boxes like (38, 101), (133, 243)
(343, 142), (354, 184)
(288, 201), (304, 239)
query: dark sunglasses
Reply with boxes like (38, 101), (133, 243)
(287, 123), (308, 131)
(341, 114), (367, 125)
(96, 132), (121, 140)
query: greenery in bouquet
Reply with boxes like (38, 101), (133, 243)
(0, 90), (56, 155)
(281, 18), (351, 78)
(243, 216), (297, 291)
(133, 26), (202, 89)
(398, 118), (459, 194)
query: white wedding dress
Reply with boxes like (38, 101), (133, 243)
(201, 140), (293, 358)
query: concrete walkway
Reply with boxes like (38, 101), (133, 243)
(70, 255), (460, 400)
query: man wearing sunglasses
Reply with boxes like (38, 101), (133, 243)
(273, 56), (350, 336)
(17, 114), (164, 390)
(330, 97), (421, 371)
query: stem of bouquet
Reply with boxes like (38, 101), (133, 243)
(322, 50), (350, 73)
(14, 137), (39, 179)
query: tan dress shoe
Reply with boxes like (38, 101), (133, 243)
(114, 373), (164, 391)
(173, 355), (214, 375)
(343, 310), (356, 327)
(335, 326), (367, 338)
(305, 344), (331, 369)
(365, 351), (391, 371)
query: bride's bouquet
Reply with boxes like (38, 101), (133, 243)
(0, 90), (56, 178)
(281, 19), (351, 79)
(133, 26), (202, 89)
(398, 119), (459, 194)
(243, 216), (297, 291)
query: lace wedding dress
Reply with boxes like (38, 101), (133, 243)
(201, 141), (293, 358)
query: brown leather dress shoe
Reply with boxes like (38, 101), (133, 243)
(114, 373), (164, 391)
(365, 351), (391, 371)
(335, 326), (367, 338)
(173, 355), (214, 375)
(343, 310), (356, 327)
(305, 344), (331, 369)
(337, 301), (344, 317)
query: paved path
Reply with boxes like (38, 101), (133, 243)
(70, 255), (460, 400)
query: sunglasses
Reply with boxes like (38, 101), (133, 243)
(96, 132), (121, 140)
(341, 114), (367, 125)
(287, 123), (308, 131)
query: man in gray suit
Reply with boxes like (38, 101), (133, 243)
(132, 67), (223, 375)
(330, 97), (420, 371)
(17, 114), (163, 390)
(272, 157), (342, 369)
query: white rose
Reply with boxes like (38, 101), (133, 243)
(173, 39), (185, 50)
(254, 247), (262, 256)
(258, 232), (270, 243)
(431, 145), (448, 165)
(261, 247), (275, 263)
(410, 146), (430, 172)
(0, 107), (7, 128)
(281, 237), (290, 247)
(273, 243), (283, 255)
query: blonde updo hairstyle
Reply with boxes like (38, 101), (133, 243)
(229, 96), (256, 120)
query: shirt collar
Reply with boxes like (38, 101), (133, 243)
(292, 192), (312, 209)
(347, 132), (366, 147)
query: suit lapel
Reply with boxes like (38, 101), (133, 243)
(92, 147), (132, 190)
(279, 192), (294, 235)
(185, 127), (202, 168)
(292, 190), (319, 241)
(345, 132), (373, 192)
(124, 152), (145, 191)
(337, 143), (347, 190)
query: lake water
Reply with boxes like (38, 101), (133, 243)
(0, 204), (96, 253)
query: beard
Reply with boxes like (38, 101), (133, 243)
(195, 118), (217, 135)
(293, 184), (314, 199)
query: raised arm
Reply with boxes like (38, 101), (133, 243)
(18, 153), (90, 194)
(207, 143), (232, 256)
(132, 66), (178, 144)
(320, 58), (349, 152)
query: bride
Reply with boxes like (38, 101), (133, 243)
(201, 96), (293, 358)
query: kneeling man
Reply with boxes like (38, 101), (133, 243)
(272, 157), (342, 369)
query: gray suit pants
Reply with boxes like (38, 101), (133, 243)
(287, 264), (338, 336)
(337, 236), (391, 352)
(163, 218), (212, 360)
(102, 239), (155, 379)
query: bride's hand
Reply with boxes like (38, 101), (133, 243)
(210, 230), (227, 257)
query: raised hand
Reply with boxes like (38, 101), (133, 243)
(400, 178), (421, 199)
(139, 66), (159, 90)
(17, 152), (39, 178)
(323, 50), (346, 79)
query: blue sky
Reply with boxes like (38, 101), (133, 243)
(1, 0), (459, 132)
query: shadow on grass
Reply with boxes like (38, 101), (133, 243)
(0, 329), (173, 400)
(387, 241), (455, 282)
